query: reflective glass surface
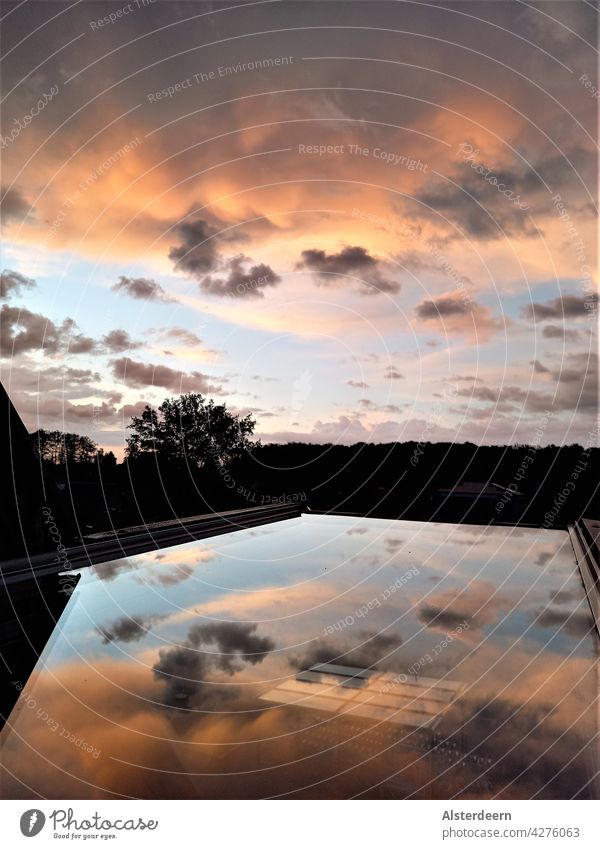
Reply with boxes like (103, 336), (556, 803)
(1, 514), (598, 799)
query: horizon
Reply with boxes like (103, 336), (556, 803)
(29, 407), (599, 466)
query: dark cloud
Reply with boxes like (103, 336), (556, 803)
(1, 269), (36, 300)
(535, 551), (554, 567)
(292, 630), (403, 674)
(347, 380), (369, 389)
(102, 328), (141, 352)
(532, 607), (594, 639)
(65, 321), (97, 354)
(13, 394), (118, 424)
(0, 305), (96, 356)
(201, 255), (281, 299)
(90, 557), (132, 582)
(414, 293), (504, 341)
(112, 275), (175, 302)
(153, 621), (275, 708)
(168, 217), (222, 277)
(417, 580), (512, 631)
(111, 356), (224, 394)
(458, 384), (523, 404)
(459, 381), (592, 414)
(10, 393), (143, 430)
(297, 246), (400, 295)
(460, 352), (597, 413)
(541, 324), (581, 341)
(417, 606), (470, 631)
(548, 589), (580, 605)
(412, 173), (537, 240)
(523, 294), (599, 321)
(153, 644), (210, 710)
(97, 613), (166, 644)
(452, 375), (482, 383)
(550, 352), (598, 411)
(412, 147), (594, 241)
(188, 622), (275, 672)
(384, 366), (404, 379)
(415, 295), (470, 319)
(2, 304), (60, 355)
(0, 185), (30, 225)
(7, 363), (117, 402)
(531, 359), (550, 374)
(168, 214), (280, 299)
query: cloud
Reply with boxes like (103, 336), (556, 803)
(417, 579), (513, 631)
(6, 361), (116, 399)
(260, 414), (457, 445)
(0, 185), (30, 225)
(457, 352), (597, 413)
(292, 629), (403, 674)
(384, 366), (404, 379)
(535, 551), (554, 567)
(97, 613), (166, 644)
(413, 175), (536, 241)
(168, 215), (280, 299)
(66, 322), (97, 354)
(112, 275), (175, 302)
(12, 394), (119, 425)
(541, 324), (581, 341)
(531, 359), (550, 374)
(296, 245), (400, 295)
(153, 644), (211, 710)
(415, 295), (471, 319)
(168, 217), (222, 277)
(1, 269), (36, 301)
(111, 356), (224, 394)
(414, 292), (504, 341)
(523, 294), (599, 321)
(384, 536), (404, 552)
(410, 148), (594, 240)
(187, 622), (275, 672)
(200, 255), (281, 299)
(550, 351), (598, 411)
(347, 380), (369, 389)
(548, 589), (580, 605)
(102, 328), (141, 352)
(153, 621), (275, 708)
(1, 305), (96, 356)
(532, 606), (594, 638)
(163, 327), (202, 345)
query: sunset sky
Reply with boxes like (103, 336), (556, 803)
(1, 0), (597, 457)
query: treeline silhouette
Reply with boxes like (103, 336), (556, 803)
(26, 393), (599, 547)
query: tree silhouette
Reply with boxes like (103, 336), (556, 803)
(125, 393), (257, 468)
(32, 429), (98, 463)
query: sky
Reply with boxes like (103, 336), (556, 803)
(0, 0), (598, 458)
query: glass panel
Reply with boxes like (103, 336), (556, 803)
(1, 515), (597, 799)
